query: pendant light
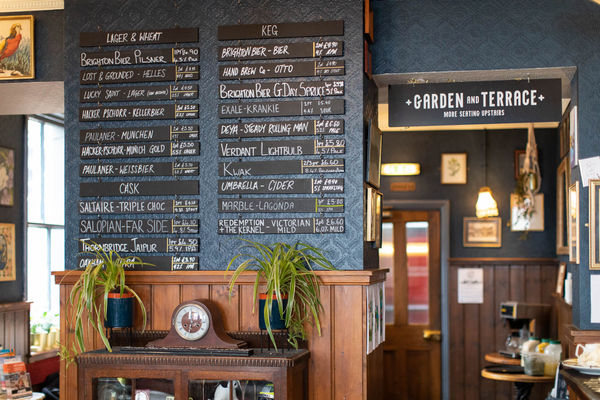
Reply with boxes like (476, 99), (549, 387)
(475, 130), (499, 218)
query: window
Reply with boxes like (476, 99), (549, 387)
(26, 115), (64, 320)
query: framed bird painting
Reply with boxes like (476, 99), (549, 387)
(0, 15), (34, 80)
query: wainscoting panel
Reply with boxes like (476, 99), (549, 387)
(449, 258), (558, 400)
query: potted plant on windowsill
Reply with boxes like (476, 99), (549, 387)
(60, 241), (147, 361)
(227, 239), (335, 349)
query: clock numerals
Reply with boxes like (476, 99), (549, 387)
(173, 304), (210, 341)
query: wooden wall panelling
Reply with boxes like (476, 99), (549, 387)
(180, 284), (209, 303)
(333, 285), (363, 400)
(448, 260), (464, 400)
(492, 264), (511, 400)
(307, 285), (332, 399)
(0, 302), (30, 363)
(210, 284), (239, 331)
(463, 302), (480, 399)
(509, 265), (526, 301)
(129, 284), (152, 329)
(55, 270), (386, 400)
(4, 312), (14, 353)
(239, 284), (259, 331)
(60, 284), (77, 400)
(479, 266), (496, 400)
(152, 285), (180, 330)
(449, 259), (559, 400)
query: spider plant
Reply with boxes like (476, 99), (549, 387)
(227, 239), (335, 349)
(64, 241), (147, 360)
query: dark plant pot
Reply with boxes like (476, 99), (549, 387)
(105, 292), (134, 328)
(258, 294), (288, 331)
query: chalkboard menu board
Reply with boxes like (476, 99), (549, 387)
(78, 27), (201, 270)
(218, 41), (342, 61)
(81, 48), (199, 66)
(79, 199), (199, 215)
(80, 125), (199, 143)
(216, 19), (347, 237)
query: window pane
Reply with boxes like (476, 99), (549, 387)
(380, 222), (394, 325)
(50, 228), (64, 271)
(27, 226), (49, 319)
(406, 221), (429, 325)
(43, 122), (64, 225)
(27, 119), (42, 223)
(49, 228), (64, 316)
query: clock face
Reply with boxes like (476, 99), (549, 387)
(173, 303), (210, 341)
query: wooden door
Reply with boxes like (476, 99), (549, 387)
(381, 210), (441, 399)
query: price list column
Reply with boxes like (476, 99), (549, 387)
(216, 21), (346, 235)
(77, 27), (202, 270)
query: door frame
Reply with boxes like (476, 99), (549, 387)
(383, 199), (450, 400)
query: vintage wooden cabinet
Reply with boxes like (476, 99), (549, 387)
(77, 348), (309, 400)
(55, 270), (386, 400)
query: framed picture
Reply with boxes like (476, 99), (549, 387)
(363, 40), (372, 79)
(556, 157), (569, 255)
(441, 153), (467, 184)
(0, 147), (14, 206)
(510, 193), (544, 231)
(514, 150), (525, 179)
(589, 180), (600, 269)
(463, 217), (502, 247)
(570, 106), (578, 168)
(559, 110), (570, 158)
(556, 262), (567, 296)
(366, 119), (382, 188)
(568, 181), (579, 264)
(373, 191), (382, 248)
(365, 186), (375, 242)
(0, 15), (34, 80)
(0, 223), (15, 282)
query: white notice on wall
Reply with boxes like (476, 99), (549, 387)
(591, 275), (600, 323)
(578, 156), (600, 187)
(458, 268), (484, 304)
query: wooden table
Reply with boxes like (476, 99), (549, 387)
(483, 352), (554, 400)
(485, 352), (521, 366)
(561, 368), (600, 400)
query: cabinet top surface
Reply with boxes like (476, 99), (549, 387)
(77, 347), (310, 368)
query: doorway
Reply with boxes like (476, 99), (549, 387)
(380, 207), (447, 399)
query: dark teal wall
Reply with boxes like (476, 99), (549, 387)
(381, 128), (558, 258)
(0, 10), (64, 302)
(372, 0), (600, 328)
(0, 116), (25, 303)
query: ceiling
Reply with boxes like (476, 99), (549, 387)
(373, 66), (577, 132)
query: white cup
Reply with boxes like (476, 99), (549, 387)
(576, 343), (600, 366)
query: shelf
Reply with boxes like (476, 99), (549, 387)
(53, 268), (388, 286)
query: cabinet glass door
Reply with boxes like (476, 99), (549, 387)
(93, 377), (174, 400)
(189, 380), (274, 400)
(94, 378), (131, 400)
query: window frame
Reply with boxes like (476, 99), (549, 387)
(25, 114), (65, 319)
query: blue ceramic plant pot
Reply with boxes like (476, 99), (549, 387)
(105, 292), (134, 328)
(258, 294), (288, 330)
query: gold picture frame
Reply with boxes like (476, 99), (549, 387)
(589, 180), (600, 269)
(463, 217), (502, 247)
(0, 223), (15, 282)
(0, 15), (34, 80)
(556, 157), (569, 255)
(568, 181), (579, 264)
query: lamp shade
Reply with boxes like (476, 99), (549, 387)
(475, 186), (499, 218)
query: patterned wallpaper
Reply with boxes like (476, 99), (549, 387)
(64, 0), (367, 270)
(371, 0), (600, 327)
